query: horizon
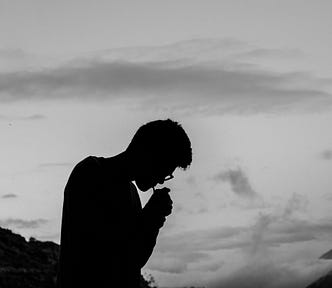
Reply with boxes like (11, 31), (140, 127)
(1, 1), (332, 287)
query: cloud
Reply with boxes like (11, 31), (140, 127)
(147, 192), (332, 287)
(149, 192), (332, 278)
(149, 216), (332, 278)
(20, 114), (46, 120)
(324, 193), (332, 201)
(320, 249), (332, 260)
(185, 175), (197, 185)
(237, 48), (302, 59)
(214, 168), (258, 199)
(1, 193), (18, 199)
(156, 226), (246, 254)
(155, 218), (332, 259)
(0, 113), (46, 121)
(0, 48), (59, 73)
(283, 193), (308, 219)
(208, 259), (332, 288)
(0, 218), (48, 229)
(0, 48), (29, 62)
(196, 261), (224, 272)
(38, 162), (73, 168)
(93, 38), (302, 65)
(147, 226), (244, 273)
(147, 256), (189, 274)
(92, 38), (249, 63)
(147, 251), (211, 274)
(206, 194), (332, 288)
(320, 150), (332, 160)
(246, 194), (309, 257)
(0, 39), (331, 114)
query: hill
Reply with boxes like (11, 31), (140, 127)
(0, 226), (59, 287)
(306, 270), (332, 288)
(319, 249), (332, 260)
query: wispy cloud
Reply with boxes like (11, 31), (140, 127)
(92, 38), (249, 63)
(283, 193), (308, 219)
(236, 48), (302, 59)
(149, 226), (245, 274)
(0, 218), (48, 229)
(21, 114), (46, 120)
(0, 39), (331, 114)
(0, 113), (46, 121)
(0, 48), (58, 73)
(149, 216), (332, 275)
(38, 162), (73, 168)
(149, 194), (331, 277)
(155, 217), (330, 259)
(0, 48), (29, 63)
(147, 251), (210, 274)
(213, 168), (258, 199)
(0, 48), (29, 57)
(1, 193), (18, 199)
(207, 193), (327, 288)
(208, 259), (332, 288)
(320, 149), (332, 160)
(246, 193), (308, 257)
(147, 258), (187, 274)
(324, 193), (332, 201)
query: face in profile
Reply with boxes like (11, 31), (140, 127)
(135, 159), (176, 192)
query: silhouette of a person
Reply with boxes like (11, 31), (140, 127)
(56, 119), (192, 288)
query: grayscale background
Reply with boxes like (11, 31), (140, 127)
(1, 1), (332, 287)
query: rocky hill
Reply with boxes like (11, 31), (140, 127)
(0, 226), (154, 287)
(306, 270), (332, 288)
(305, 248), (332, 288)
(319, 249), (332, 260)
(0, 226), (59, 287)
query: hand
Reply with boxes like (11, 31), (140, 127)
(152, 187), (173, 216)
(145, 187), (173, 217)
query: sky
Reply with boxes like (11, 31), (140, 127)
(1, 0), (332, 287)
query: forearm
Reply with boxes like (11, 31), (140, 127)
(136, 207), (166, 268)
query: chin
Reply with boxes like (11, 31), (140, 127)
(135, 180), (153, 192)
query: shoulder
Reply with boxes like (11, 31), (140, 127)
(68, 156), (103, 182)
(74, 155), (101, 170)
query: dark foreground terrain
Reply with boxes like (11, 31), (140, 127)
(0, 227), (58, 288)
(306, 270), (332, 288)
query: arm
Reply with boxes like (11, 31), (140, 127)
(136, 188), (172, 268)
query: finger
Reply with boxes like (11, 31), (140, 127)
(155, 187), (171, 194)
(165, 205), (173, 216)
(154, 191), (172, 202)
(162, 187), (171, 193)
(163, 202), (173, 213)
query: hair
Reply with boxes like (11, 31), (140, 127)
(126, 119), (192, 170)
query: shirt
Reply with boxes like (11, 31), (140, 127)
(56, 156), (163, 288)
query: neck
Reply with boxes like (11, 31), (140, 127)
(104, 150), (136, 181)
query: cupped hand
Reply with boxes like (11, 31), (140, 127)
(149, 187), (173, 216)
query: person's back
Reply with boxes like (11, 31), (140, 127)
(57, 119), (192, 288)
(57, 156), (144, 287)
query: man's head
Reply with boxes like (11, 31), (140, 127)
(126, 119), (192, 191)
